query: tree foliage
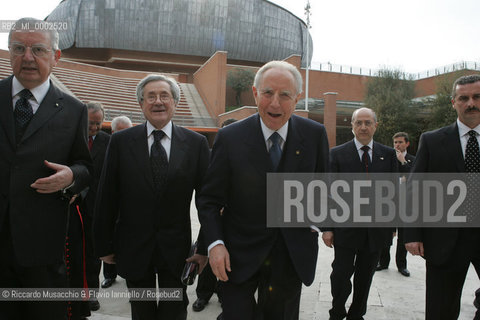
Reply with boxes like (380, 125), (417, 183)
(227, 68), (255, 107)
(364, 69), (418, 146)
(423, 71), (469, 131)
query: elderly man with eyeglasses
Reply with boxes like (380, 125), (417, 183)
(93, 74), (210, 320)
(0, 18), (92, 320)
(322, 107), (398, 320)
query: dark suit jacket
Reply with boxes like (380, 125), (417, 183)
(403, 122), (478, 266)
(93, 123), (210, 280)
(399, 153), (416, 174)
(0, 76), (92, 267)
(198, 113), (330, 286)
(327, 139), (398, 252)
(82, 130), (110, 217)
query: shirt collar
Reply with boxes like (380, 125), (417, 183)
(354, 138), (373, 151)
(12, 76), (50, 104)
(260, 118), (289, 143)
(457, 118), (480, 138)
(146, 120), (172, 139)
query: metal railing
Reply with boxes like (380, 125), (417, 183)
(311, 61), (480, 79)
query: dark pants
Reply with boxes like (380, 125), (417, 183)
(67, 204), (91, 319)
(221, 235), (302, 320)
(126, 250), (188, 320)
(425, 229), (480, 320)
(0, 218), (68, 320)
(378, 228), (407, 269)
(329, 245), (381, 320)
(195, 262), (219, 301)
(82, 213), (101, 291)
(103, 261), (117, 280)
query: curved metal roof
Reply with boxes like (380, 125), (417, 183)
(47, 0), (312, 66)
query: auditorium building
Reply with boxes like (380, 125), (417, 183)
(0, 0), (478, 146)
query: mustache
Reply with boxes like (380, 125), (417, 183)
(466, 106), (480, 112)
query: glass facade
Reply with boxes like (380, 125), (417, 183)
(47, 0), (313, 66)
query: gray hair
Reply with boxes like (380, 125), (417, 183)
(9, 17), (59, 51)
(451, 74), (480, 99)
(351, 107), (377, 123)
(254, 61), (303, 95)
(111, 116), (132, 132)
(86, 101), (105, 120)
(136, 74), (180, 105)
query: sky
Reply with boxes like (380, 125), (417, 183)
(0, 0), (478, 74)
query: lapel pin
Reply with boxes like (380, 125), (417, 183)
(296, 150), (300, 155)
(380, 157), (384, 160)
(55, 103), (60, 107)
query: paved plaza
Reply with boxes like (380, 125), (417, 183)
(90, 205), (479, 320)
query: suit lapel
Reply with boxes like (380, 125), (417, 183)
(281, 116), (306, 172)
(21, 82), (63, 143)
(347, 140), (365, 172)
(442, 123), (465, 172)
(371, 142), (388, 172)
(91, 135), (102, 160)
(0, 77), (16, 149)
(129, 123), (154, 189)
(244, 114), (271, 174)
(167, 124), (187, 183)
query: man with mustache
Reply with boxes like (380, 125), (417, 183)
(405, 74), (480, 320)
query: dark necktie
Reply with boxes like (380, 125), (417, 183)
(88, 136), (93, 151)
(464, 130), (480, 221)
(361, 145), (371, 172)
(269, 132), (282, 171)
(14, 89), (34, 142)
(150, 130), (169, 193)
(465, 130), (480, 173)
(14, 89), (34, 127)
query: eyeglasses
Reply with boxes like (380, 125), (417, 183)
(144, 94), (172, 104)
(352, 120), (375, 127)
(260, 89), (295, 102)
(88, 121), (103, 127)
(9, 43), (52, 58)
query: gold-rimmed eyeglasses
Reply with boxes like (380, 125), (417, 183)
(9, 43), (52, 58)
(144, 94), (172, 104)
(352, 120), (375, 127)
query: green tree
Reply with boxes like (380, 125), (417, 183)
(227, 68), (255, 107)
(364, 69), (418, 146)
(423, 71), (469, 131)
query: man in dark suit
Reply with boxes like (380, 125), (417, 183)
(405, 74), (480, 320)
(322, 107), (398, 320)
(93, 74), (209, 320)
(83, 102), (110, 310)
(376, 131), (415, 277)
(99, 115), (132, 290)
(198, 61), (330, 320)
(0, 18), (92, 319)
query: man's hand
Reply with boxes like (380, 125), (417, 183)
(31, 160), (74, 193)
(322, 231), (334, 248)
(186, 253), (208, 274)
(396, 149), (406, 164)
(209, 244), (231, 281)
(405, 242), (424, 257)
(100, 254), (115, 264)
(69, 194), (79, 205)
